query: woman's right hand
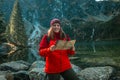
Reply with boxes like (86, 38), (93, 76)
(50, 45), (56, 51)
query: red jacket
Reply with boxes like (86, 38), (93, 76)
(39, 33), (75, 73)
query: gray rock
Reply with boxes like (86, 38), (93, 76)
(28, 61), (46, 80)
(0, 75), (6, 80)
(78, 66), (114, 80)
(0, 60), (30, 72)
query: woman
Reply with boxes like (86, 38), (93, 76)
(39, 18), (80, 80)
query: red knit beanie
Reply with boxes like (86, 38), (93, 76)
(50, 18), (60, 26)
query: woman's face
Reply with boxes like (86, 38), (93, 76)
(52, 23), (61, 33)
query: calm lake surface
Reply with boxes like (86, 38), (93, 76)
(72, 40), (120, 69)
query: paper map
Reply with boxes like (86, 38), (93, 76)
(55, 40), (76, 50)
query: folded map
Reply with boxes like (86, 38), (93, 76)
(55, 40), (76, 50)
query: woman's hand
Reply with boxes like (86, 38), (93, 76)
(70, 45), (75, 51)
(50, 45), (56, 51)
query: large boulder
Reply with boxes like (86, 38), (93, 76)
(78, 66), (114, 80)
(0, 60), (30, 72)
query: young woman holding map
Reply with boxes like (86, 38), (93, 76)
(39, 18), (80, 80)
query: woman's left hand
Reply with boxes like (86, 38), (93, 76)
(70, 46), (75, 51)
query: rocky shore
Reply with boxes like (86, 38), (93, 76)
(0, 60), (119, 80)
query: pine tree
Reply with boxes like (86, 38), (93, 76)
(0, 12), (6, 43)
(6, 0), (27, 47)
(0, 13), (5, 34)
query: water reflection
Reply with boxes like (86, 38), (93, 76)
(73, 40), (120, 68)
(0, 40), (120, 68)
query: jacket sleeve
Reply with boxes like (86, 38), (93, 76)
(67, 49), (75, 55)
(39, 34), (51, 57)
(66, 35), (75, 55)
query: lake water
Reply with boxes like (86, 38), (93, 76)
(0, 40), (120, 69)
(72, 40), (120, 69)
